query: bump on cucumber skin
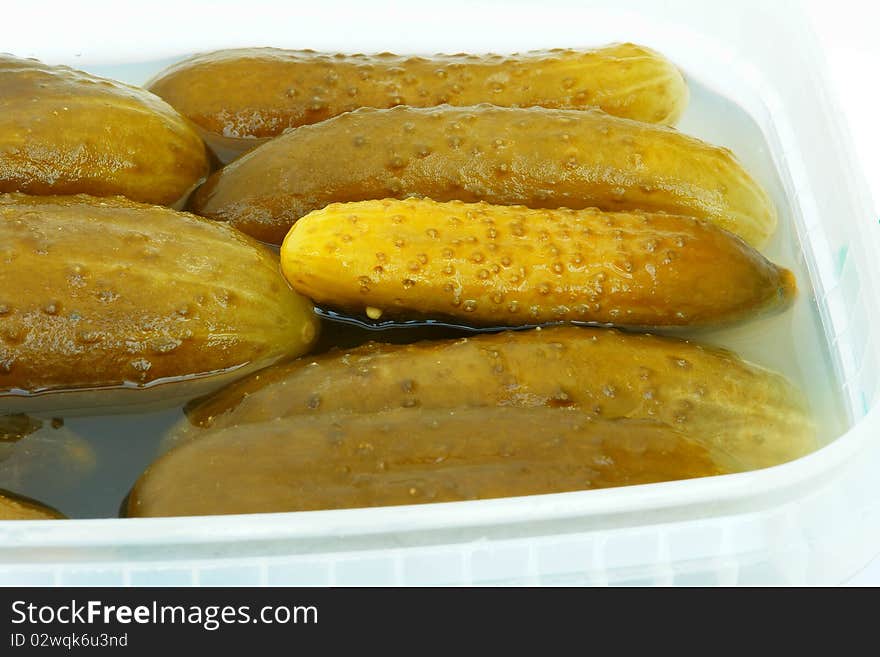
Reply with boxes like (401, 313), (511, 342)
(147, 43), (687, 149)
(191, 104), (776, 247)
(0, 193), (318, 400)
(281, 198), (794, 329)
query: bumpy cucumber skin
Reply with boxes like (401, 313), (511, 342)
(191, 104), (776, 246)
(127, 408), (721, 517)
(147, 43), (688, 162)
(0, 194), (318, 399)
(182, 326), (814, 472)
(0, 55), (209, 207)
(281, 198), (795, 328)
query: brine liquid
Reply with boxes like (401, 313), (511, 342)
(0, 60), (849, 519)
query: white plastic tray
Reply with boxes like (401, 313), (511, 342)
(1, 0), (878, 585)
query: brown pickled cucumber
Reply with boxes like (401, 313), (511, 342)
(0, 55), (209, 206)
(0, 419), (96, 504)
(282, 198), (795, 328)
(0, 194), (318, 405)
(181, 327), (814, 470)
(190, 105), (776, 246)
(0, 489), (65, 520)
(128, 408), (723, 518)
(147, 43), (688, 163)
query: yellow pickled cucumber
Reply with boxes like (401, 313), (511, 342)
(147, 43), (688, 163)
(128, 408), (723, 518)
(181, 326), (814, 471)
(0, 489), (65, 520)
(190, 105), (776, 246)
(281, 199), (795, 328)
(0, 194), (318, 406)
(0, 55), (209, 206)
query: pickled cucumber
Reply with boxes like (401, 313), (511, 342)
(181, 327), (814, 470)
(0, 489), (65, 520)
(0, 419), (96, 508)
(281, 198), (795, 328)
(128, 408), (723, 518)
(147, 43), (688, 163)
(0, 194), (318, 408)
(190, 105), (776, 246)
(0, 55), (209, 207)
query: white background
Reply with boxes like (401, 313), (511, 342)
(2, 0), (878, 585)
(809, 0), (879, 224)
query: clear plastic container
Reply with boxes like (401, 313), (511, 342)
(1, 0), (878, 585)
